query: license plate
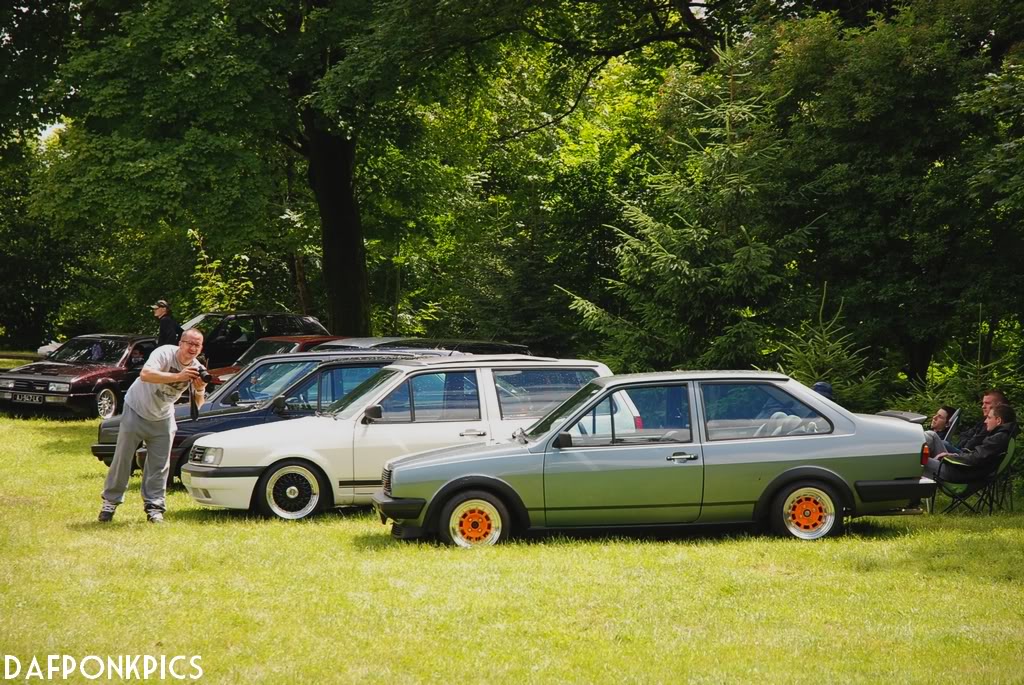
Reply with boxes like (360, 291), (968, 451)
(13, 393), (43, 404)
(181, 471), (192, 486)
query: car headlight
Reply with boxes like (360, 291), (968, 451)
(48, 382), (70, 392)
(201, 447), (223, 465)
(0, 379), (13, 389)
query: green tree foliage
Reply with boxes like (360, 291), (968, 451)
(774, 290), (882, 412)
(562, 44), (805, 371)
(760, 2), (1024, 380)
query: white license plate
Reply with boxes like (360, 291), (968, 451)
(13, 393), (43, 404)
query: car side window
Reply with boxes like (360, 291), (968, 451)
(494, 368), (599, 419)
(701, 382), (830, 441)
(223, 316), (256, 345)
(262, 315), (305, 337)
(284, 375), (319, 411)
(129, 342), (155, 366)
(378, 371), (481, 422)
(319, 365), (383, 406)
(565, 385), (691, 447)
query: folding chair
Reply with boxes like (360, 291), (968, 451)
(991, 438), (1020, 511)
(930, 438), (1016, 514)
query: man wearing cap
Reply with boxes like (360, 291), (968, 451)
(152, 299), (182, 347)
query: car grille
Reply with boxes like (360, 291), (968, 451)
(382, 467), (392, 495)
(13, 379), (49, 392)
(189, 444), (205, 463)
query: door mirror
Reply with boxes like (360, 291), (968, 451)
(552, 432), (573, 449)
(227, 390), (240, 406)
(363, 404), (383, 422)
(271, 396), (287, 412)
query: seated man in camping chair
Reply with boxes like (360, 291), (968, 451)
(926, 403), (1017, 484)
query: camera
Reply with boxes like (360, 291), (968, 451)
(197, 366), (214, 384)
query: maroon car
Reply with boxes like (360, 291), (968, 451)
(207, 335), (344, 383)
(0, 334), (156, 419)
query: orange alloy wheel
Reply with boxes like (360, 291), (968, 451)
(788, 494), (826, 531)
(457, 507), (494, 543)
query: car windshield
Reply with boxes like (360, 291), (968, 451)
(525, 381), (606, 439)
(229, 360), (320, 404)
(181, 313), (224, 338)
(327, 368), (401, 416)
(233, 339), (297, 367)
(49, 338), (126, 365)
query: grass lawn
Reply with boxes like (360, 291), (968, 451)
(2, 415), (1023, 683)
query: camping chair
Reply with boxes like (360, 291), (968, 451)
(992, 437), (1021, 511)
(930, 437), (1016, 515)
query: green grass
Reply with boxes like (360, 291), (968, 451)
(2, 416), (1023, 683)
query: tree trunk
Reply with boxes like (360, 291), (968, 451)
(906, 336), (937, 383)
(304, 122), (370, 336)
(291, 251), (312, 316)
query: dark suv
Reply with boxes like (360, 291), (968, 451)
(181, 312), (330, 368)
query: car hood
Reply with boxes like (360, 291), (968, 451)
(388, 440), (532, 471)
(195, 415), (346, 450)
(1, 361), (113, 383)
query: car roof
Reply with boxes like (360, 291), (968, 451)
(244, 350), (426, 364)
(252, 335), (341, 343)
(72, 334), (157, 343)
(313, 337), (406, 348)
(592, 370), (791, 387)
(386, 354), (601, 369)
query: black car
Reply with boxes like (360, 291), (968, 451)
(0, 335), (156, 419)
(90, 350), (434, 481)
(180, 311), (330, 368)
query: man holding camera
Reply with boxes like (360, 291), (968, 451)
(98, 328), (207, 524)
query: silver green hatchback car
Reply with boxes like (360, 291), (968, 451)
(372, 371), (937, 546)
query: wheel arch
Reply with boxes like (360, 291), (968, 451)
(753, 466), (857, 523)
(424, 476), (531, 534)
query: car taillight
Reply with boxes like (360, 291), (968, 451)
(634, 416), (644, 430)
(920, 443), (929, 466)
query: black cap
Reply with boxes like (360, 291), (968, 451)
(150, 299), (170, 310)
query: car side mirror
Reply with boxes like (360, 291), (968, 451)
(271, 396), (287, 412)
(227, 390), (240, 406)
(552, 432), (573, 449)
(363, 405), (383, 423)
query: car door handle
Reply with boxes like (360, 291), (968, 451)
(667, 453), (699, 462)
(460, 429), (487, 437)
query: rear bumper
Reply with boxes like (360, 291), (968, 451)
(855, 476), (936, 503)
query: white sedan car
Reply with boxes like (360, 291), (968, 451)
(181, 355), (612, 519)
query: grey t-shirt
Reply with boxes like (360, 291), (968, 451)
(124, 345), (200, 421)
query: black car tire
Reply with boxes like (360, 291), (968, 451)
(254, 459), (330, 520)
(93, 387), (120, 420)
(438, 490), (511, 547)
(770, 480), (845, 540)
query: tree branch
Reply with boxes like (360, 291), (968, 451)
(492, 56), (612, 144)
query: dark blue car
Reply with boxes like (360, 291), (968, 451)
(90, 350), (435, 482)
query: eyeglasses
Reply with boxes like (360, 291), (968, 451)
(181, 340), (202, 349)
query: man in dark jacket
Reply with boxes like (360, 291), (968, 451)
(927, 403), (1016, 484)
(152, 299), (182, 347)
(954, 389), (1008, 451)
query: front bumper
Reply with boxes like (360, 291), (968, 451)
(372, 491), (427, 523)
(181, 463), (262, 510)
(0, 392), (89, 412)
(855, 476), (937, 503)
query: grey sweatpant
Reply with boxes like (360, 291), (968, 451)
(102, 405), (176, 513)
